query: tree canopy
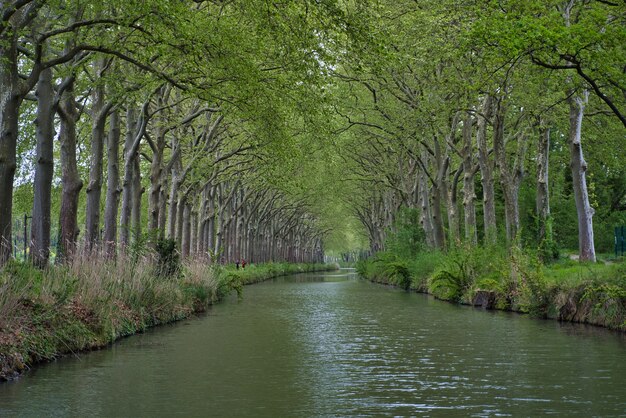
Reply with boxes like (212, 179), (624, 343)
(1, 0), (625, 267)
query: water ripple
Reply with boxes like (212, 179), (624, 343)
(1, 272), (625, 417)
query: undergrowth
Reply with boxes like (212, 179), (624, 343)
(0, 254), (335, 380)
(358, 245), (626, 331)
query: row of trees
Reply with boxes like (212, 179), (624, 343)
(334, 0), (626, 261)
(2, 0), (342, 268)
(3, 1), (624, 269)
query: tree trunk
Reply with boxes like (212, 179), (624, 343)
(418, 166), (435, 248)
(197, 186), (209, 255)
(149, 107), (166, 233)
(214, 184), (226, 259)
(30, 68), (55, 268)
(176, 196), (185, 248)
(494, 99), (527, 244)
(476, 95), (497, 243)
(432, 138), (446, 249)
(158, 183), (168, 237)
(444, 115), (461, 246)
(131, 152), (143, 241)
(167, 155), (181, 240)
(167, 178), (179, 240)
(103, 109), (121, 258)
(56, 78), (82, 264)
(182, 202), (191, 258)
(207, 187), (216, 261)
(462, 113), (477, 244)
(447, 167), (461, 246)
(568, 92), (596, 262)
(190, 209), (197, 257)
(120, 107), (138, 249)
(148, 149), (163, 232)
(266, 225), (272, 262)
(0, 47), (21, 265)
(245, 220), (252, 262)
(256, 225), (263, 263)
(85, 71), (107, 251)
(536, 120), (551, 243)
(232, 204), (239, 260)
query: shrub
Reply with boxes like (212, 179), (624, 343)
(355, 259), (370, 278)
(427, 244), (509, 302)
(538, 237), (560, 263)
(383, 259), (412, 291)
(216, 271), (243, 300)
(579, 275), (626, 330)
(429, 268), (466, 301)
(155, 238), (181, 279)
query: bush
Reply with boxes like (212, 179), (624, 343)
(155, 238), (181, 279)
(429, 268), (467, 301)
(427, 244), (509, 303)
(538, 237), (560, 263)
(510, 247), (549, 316)
(357, 250), (445, 292)
(355, 259), (370, 278)
(382, 259), (411, 291)
(217, 271), (243, 300)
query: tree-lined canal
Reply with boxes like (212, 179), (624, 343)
(1, 269), (625, 417)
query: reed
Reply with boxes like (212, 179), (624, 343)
(0, 256), (335, 380)
(0, 256), (220, 380)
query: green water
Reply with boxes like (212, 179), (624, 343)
(1, 269), (625, 417)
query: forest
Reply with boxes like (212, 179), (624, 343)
(1, 0), (626, 378)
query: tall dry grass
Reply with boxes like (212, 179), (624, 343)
(1, 256), (333, 380)
(0, 252), (222, 345)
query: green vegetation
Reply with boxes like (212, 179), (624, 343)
(358, 244), (626, 331)
(225, 262), (335, 286)
(0, 1), (625, 387)
(0, 259), (336, 381)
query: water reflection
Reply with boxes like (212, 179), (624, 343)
(1, 269), (625, 417)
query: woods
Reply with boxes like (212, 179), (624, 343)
(2, 0), (337, 267)
(334, 0), (626, 262)
(1, 0), (625, 272)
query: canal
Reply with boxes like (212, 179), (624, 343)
(1, 269), (625, 416)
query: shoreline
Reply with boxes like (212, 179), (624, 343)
(362, 272), (626, 332)
(0, 262), (338, 382)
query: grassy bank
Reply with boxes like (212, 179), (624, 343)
(0, 258), (336, 381)
(222, 261), (336, 287)
(357, 246), (626, 331)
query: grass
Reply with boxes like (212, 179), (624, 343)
(0, 257), (336, 380)
(358, 246), (626, 331)
(222, 261), (335, 286)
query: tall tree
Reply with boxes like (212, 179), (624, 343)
(103, 109), (121, 258)
(30, 67), (55, 267)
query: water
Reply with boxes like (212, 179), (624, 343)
(1, 269), (625, 417)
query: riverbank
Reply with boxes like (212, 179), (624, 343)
(357, 246), (626, 332)
(0, 258), (336, 381)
